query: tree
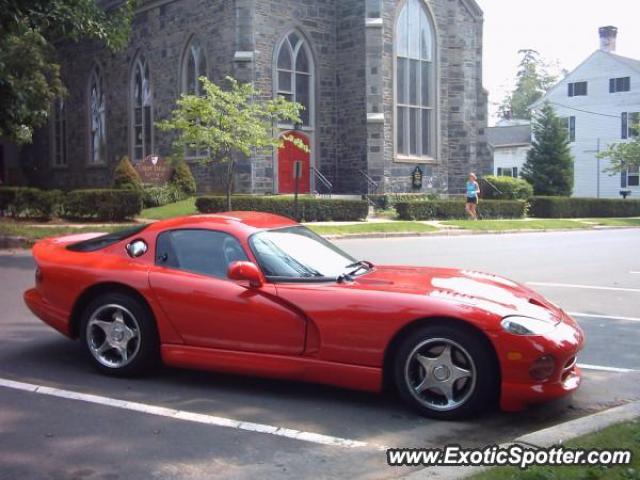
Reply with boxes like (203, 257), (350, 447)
(113, 156), (142, 191)
(521, 103), (574, 196)
(158, 76), (307, 210)
(0, 0), (135, 144)
(597, 130), (640, 178)
(498, 49), (559, 120)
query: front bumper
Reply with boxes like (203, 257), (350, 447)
(24, 288), (72, 337)
(495, 312), (585, 412)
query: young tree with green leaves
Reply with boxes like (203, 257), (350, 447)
(597, 128), (640, 180)
(498, 49), (559, 121)
(158, 76), (306, 211)
(521, 103), (574, 196)
(0, 0), (135, 144)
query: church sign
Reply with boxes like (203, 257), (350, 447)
(135, 155), (173, 185)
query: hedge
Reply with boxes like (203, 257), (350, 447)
(196, 195), (369, 222)
(0, 187), (62, 220)
(396, 199), (527, 220)
(481, 176), (534, 200)
(529, 196), (640, 218)
(368, 193), (439, 210)
(61, 189), (143, 221)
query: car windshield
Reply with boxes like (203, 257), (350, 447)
(250, 226), (360, 279)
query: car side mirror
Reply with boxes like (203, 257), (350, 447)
(228, 261), (264, 288)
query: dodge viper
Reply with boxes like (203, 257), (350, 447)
(24, 212), (584, 419)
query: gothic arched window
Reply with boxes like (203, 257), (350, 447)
(182, 37), (208, 95)
(396, 0), (436, 158)
(275, 31), (314, 127)
(131, 54), (153, 162)
(88, 65), (106, 164)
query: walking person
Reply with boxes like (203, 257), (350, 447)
(465, 173), (480, 220)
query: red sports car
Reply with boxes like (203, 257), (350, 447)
(24, 212), (584, 419)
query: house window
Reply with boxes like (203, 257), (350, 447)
(51, 97), (67, 167)
(131, 54), (153, 163)
(621, 112), (640, 139)
(496, 167), (518, 178)
(610, 77), (630, 93)
(275, 31), (314, 127)
(88, 65), (106, 164)
(563, 116), (576, 142)
(181, 38), (208, 158)
(626, 166), (640, 187)
(395, 0), (435, 159)
(567, 81), (588, 97)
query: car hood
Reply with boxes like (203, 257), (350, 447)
(353, 265), (561, 322)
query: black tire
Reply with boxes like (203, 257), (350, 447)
(79, 292), (160, 376)
(393, 323), (499, 420)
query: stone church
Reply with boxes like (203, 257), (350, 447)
(16, 0), (491, 196)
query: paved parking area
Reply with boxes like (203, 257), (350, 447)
(1, 229), (639, 479)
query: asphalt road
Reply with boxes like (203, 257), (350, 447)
(1, 229), (639, 479)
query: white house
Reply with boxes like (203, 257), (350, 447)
(533, 26), (640, 198)
(486, 120), (531, 178)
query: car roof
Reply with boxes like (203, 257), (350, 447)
(147, 211), (299, 234)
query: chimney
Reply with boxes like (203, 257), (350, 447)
(599, 26), (618, 53)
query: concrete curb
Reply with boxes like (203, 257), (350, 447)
(324, 225), (640, 241)
(402, 399), (640, 480)
(0, 235), (32, 249)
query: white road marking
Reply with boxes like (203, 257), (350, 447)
(569, 312), (640, 323)
(630, 271), (640, 275)
(578, 364), (639, 373)
(0, 377), (377, 450)
(527, 282), (640, 293)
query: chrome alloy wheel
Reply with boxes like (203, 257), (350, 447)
(86, 304), (141, 368)
(404, 338), (476, 412)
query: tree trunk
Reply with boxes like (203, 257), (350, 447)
(225, 156), (235, 212)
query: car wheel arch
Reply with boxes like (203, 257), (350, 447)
(70, 282), (155, 339)
(382, 317), (501, 393)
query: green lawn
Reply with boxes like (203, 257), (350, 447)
(140, 197), (197, 220)
(584, 217), (640, 227)
(472, 419), (640, 480)
(443, 219), (591, 231)
(309, 221), (437, 235)
(0, 222), (126, 243)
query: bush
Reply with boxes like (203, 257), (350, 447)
(61, 189), (143, 221)
(481, 176), (534, 200)
(529, 196), (640, 218)
(171, 160), (197, 196)
(196, 195), (369, 222)
(113, 156), (142, 191)
(142, 185), (183, 208)
(0, 187), (62, 219)
(368, 193), (439, 210)
(396, 199), (527, 220)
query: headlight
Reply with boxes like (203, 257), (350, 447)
(501, 315), (557, 336)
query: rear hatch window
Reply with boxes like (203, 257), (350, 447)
(66, 224), (149, 252)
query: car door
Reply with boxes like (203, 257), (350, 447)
(148, 229), (306, 355)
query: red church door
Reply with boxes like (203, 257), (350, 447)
(278, 131), (310, 194)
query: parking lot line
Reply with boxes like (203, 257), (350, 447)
(0, 377), (376, 450)
(569, 312), (640, 323)
(527, 282), (640, 293)
(577, 364), (638, 373)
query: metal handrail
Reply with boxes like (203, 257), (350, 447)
(311, 167), (333, 194)
(359, 170), (379, 192)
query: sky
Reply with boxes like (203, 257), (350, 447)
(476, 0), (640, 125)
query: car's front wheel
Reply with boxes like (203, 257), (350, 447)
(80, 292), (159, 376)
(394, 323), (499, 419)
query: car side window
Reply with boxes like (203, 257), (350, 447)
(155, 229), (248, 279)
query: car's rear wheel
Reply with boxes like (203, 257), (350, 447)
(80, 293), (159, 376)
(394, 324), (498, 419)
